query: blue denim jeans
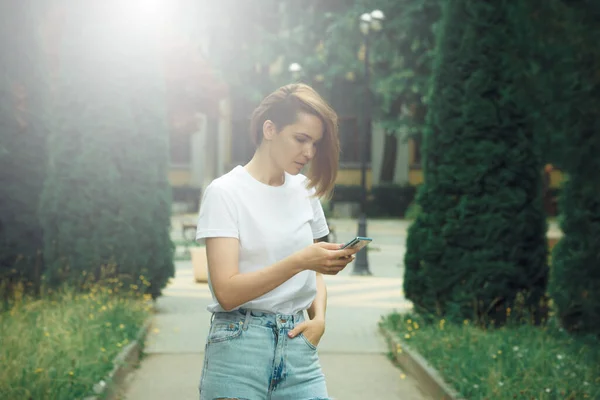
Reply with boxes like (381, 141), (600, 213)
(198, 308), (330, 400)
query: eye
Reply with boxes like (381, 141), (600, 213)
(296, 137), (308, 143)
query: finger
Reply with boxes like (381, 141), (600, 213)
(318, 242), (347, 250)
(332, 255), (355, 266)
(288, 322), (307, 338)
(331, 248), (359, 259)
(321, 265), (344, 275)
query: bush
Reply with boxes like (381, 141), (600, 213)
(548, 2), (600, 336)
(331, 185), (363, 204)
(38, 3), (174, 298)
(0, 2), (48, 300)
(368, 184), (416, 217)
(0, 284), (151, 399)
(404, 201), (422, 220)
(329, 184), (417, 218)
(404, 1), (549, 326)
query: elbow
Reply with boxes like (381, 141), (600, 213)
(214, 290), (238, 312)
(220, 301), (237, 312)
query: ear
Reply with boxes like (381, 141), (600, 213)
(262, 120), (277, 141)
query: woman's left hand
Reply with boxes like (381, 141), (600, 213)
(288, 318), (325, 347)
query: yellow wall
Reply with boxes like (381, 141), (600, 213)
(169, 169), (192, 187)
(409, 169), (423, 186)
(336, 169), (373, 189)
(550, 170), (563, 188)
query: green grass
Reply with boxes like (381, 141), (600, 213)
(0, 285), (152, 399)
(381, 312), (600, 400)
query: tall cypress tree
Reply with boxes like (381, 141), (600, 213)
(549, 1), (600, 335)
(39, 2), (174, 297)
(404, 0), (548, 325)
(0, 2), (48, 300)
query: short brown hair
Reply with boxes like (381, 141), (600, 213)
(249, 83), (339, 198)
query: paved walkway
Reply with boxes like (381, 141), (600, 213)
(122, 218), (430, 399)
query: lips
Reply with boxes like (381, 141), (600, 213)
(295, 162), (305, 168)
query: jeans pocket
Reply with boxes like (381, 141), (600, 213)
(299, 332), (318, 350)
(207, 321), (243, 343)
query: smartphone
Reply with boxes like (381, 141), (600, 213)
(340, 236), (373, 251)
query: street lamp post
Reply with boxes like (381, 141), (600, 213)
(288, 62), (302, 81)
(352, 10), (384, 276)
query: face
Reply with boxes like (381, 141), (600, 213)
(263, 112), (324, 175)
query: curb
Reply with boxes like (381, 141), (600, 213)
(84, 317), (153, 400)
(379, 325), (463, 400)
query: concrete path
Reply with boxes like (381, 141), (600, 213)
(123, 218), (430, 399)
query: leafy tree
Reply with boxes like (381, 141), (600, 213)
(404, 0), (548, 326)
(293, 0), (441, 181)
(204, 0), (441, 182)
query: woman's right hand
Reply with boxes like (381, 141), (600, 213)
(294, 242), (360, 275)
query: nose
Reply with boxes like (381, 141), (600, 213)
(304, 143), (315, 160)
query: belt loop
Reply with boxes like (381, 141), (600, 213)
(210, 312), (215, 324)
(242, 309), (251, 331)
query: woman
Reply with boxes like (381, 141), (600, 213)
(195, 83), (360, 399)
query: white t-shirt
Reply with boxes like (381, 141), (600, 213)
(195, 165), (329, 315)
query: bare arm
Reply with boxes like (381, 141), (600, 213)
(206, 237), (303, 311)
(206, 237), (356, 312)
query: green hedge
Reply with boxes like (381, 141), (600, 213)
(0, 2), (48, 300)
(549, 1), (600, 336)
(330, 184), (416, 217)
(38, 3), (174, 298)
(404, 0), (548, 326)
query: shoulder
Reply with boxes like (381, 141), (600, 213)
(288, 173), (316, 196)
(204, 168), (244, 199)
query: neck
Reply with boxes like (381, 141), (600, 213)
(244, 145), (285, 186)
